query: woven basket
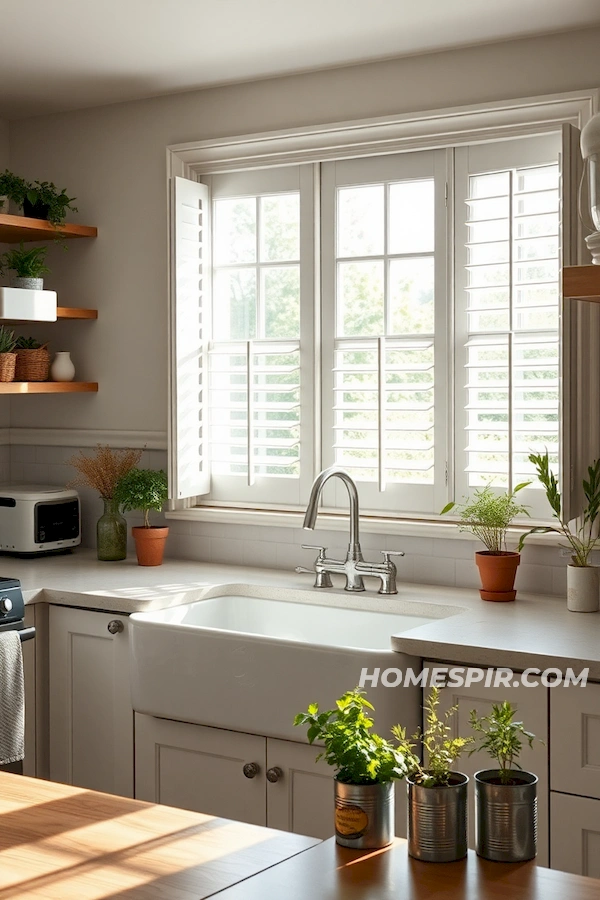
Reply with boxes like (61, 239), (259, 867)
(15, 347), (50, 382)
(0, 353), (16, 382)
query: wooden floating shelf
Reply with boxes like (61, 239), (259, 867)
(563, 265), (600, 303)
(57, 307), (98, 319)
(0, 214), (97, 243)
(0, 382), (98, 394)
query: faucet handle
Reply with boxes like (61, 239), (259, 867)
(381, 550), (405, 564)
(302, 544), (328, 559)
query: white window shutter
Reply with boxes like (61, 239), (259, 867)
(168, 175), (211, 504)
(560, 123), (598, 521)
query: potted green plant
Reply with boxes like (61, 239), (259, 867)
(294, 689), (408, 849)
(0, 170), (29, 213)
(23, 180), (77, 225)
(521, 451), (600, 612)
(0, 326), (16, 382)
(470, 702), (538, 862)
(14, 336), (50, 382)
(114, 468), (169, 566)
(441, 482), (530, 601)
(394, 687), (473, 862)
(68, 445), (142, 561)
(0, 243), (50, 290)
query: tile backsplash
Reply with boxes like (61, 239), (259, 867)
(9, 443), (568, 596)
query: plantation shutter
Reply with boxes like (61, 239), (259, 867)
(454, 134), (563, 519)
(560, 123), (599, 522)
(168, 175), (211, 504)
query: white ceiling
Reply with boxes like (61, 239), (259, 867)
(1, 0), (599, 119)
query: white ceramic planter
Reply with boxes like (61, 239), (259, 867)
(0, 287), (57, 321)
(50, 351), (75, 382)
(566, 565), (599, 613)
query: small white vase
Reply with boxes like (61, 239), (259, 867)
(566, 565), (599, 613)
(50, 351), (75, 382)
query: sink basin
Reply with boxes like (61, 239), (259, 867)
(144, 592), (439, 651)
(129, 583), (463, 742)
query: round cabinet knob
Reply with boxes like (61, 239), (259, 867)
(0, 597), (13, 614)
(107, 619), (124, 635)
(266, 767), (283, 783)
(243, 762), (260, 779)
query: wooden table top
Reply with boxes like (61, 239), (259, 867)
(0, 773), (319, 899)
(215, 836), (600, 900)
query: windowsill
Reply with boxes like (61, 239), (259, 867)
(165, 505), (562, 547)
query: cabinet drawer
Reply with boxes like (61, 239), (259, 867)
(551, 683), (600, 799)
(551, 791), (600, 877)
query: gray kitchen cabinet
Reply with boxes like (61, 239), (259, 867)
(427, 661), (549, 867)
(135, 714), (340, 839)
(49, 605), (134, 796)
(135, 713), (267, 826)
(551, 792), (600, 878)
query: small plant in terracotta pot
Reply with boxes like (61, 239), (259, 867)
(114, 468), (169, 566)
(441, 482), (530, 601)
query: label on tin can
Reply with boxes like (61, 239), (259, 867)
(335, 804), (369, 838)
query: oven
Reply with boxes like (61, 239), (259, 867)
(0, 577), (34, 774)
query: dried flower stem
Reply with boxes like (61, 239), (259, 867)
(67, 445), (142, 499)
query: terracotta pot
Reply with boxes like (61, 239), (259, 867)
(475, 551), (520, 602)
(132, 526), (169, 566)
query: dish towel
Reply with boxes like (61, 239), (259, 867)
(0, 631), (24, 764)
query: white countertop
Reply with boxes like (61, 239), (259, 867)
(7, 547), (600, 679)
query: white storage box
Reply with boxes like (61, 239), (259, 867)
(0, 287), (57, 321)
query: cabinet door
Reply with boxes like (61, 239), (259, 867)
(551, 791), (600, 877)
(265, 738), (334, 839)
(135, 713), (267, 826)
(265, 738), (409, 841)
(551, 682), (600, 799)
(427, 662), (549, 867)
(49, 605), (133, 797)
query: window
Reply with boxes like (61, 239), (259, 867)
(169, 128), (571, 520)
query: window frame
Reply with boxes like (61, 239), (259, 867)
(166, 89), (597, 527)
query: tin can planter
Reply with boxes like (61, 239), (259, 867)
(475, 769), (537, 862)
(407, 773), (468, 862)
(334, 779), (394, 849)
(566, 565), (599, 613)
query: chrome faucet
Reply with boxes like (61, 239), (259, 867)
(296, 466), (404, 594)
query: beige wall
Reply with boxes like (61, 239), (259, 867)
(6, 26), (600, 435)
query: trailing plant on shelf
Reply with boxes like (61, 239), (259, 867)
(520, 450), (600, 567)
(0, 326), (16, 355)
(469, 701), (536, 785)
(441, 482), (530, 601)
(24, 179), (77, 226)
(0, 243), (50, 287)
(0, 325), (16, 383)
(294, 688), (408, 785)
(114, 468), (169, 566)
(13, 335), (50, 382)
(393, 686), (473, 788)
(469, 701), (539, 862)
(0, 170), (29, 210)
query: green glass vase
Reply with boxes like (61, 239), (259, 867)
(97, 498), (127, 561)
